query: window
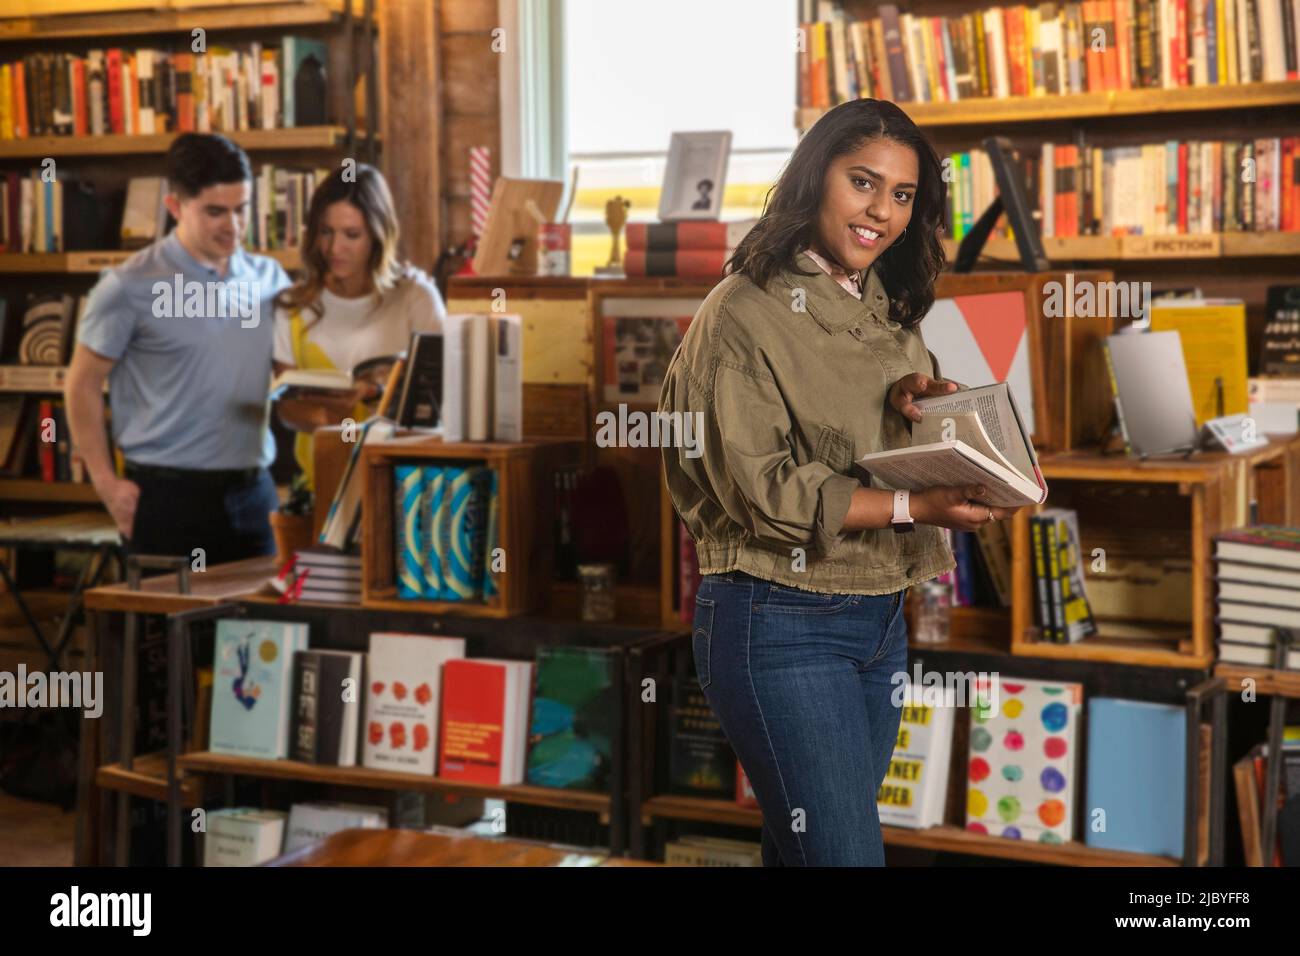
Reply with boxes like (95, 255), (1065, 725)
(561, 0), (798, 275)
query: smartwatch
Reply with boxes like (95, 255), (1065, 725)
(891, 489), (915, 534)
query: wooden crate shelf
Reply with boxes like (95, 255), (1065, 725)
(639, 795), (1177, 866)
(796, 81), (1300, 130)
(0, 127), (350, 159)
(1011, 436), (1300, 668)
(176, 751), (611, 815)
(360, 437), (584, 618)
(1213, 663), (1300, 699)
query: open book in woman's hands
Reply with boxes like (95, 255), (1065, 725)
(855, 382), (1048, 507)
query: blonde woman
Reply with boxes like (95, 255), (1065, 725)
(273, 163), (446, 489)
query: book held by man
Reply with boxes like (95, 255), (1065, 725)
(855, 382), (1047, 507)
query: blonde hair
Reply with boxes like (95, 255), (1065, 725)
(276, 163), (405, 323)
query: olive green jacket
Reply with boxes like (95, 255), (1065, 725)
(658, 251), (955, 595)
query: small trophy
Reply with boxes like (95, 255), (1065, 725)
(594, 195), (631, 277)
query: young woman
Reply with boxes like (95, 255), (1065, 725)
(658, 99), (1023, 866)
(273, 163), (446, 489)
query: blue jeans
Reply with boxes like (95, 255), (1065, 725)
(692, 570), (908, 866)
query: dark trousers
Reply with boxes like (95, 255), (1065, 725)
(124, 464), (279, 567)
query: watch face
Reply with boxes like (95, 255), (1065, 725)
(891, 521), (915, 534)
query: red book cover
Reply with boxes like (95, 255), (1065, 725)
(736, 762), (759, 809)
(106, 49), (123, 135)
(1286, 138), (1298, 231)
(1174, 0), (1189, 87)
(1177, 140), (1188, 233)
(811, 22), (829, 109)
(38, 400), (55, 482)
(174, 52), (194, 133)
(1005, 6), (1028, 96)
(931, 16), (950, 103)
(12, 61), (27, 139)
(1083, 2), (1105, 92)
(1114, 0), (1132, 89)
(625, 221), (749, 252)
(71, 58), (87, 136)
(438, 659), (507, 784)
(623, 248), (731, 278)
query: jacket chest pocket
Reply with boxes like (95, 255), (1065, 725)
(814, 423), (854, 474)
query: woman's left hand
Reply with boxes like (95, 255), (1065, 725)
(889, 372), (958, 424)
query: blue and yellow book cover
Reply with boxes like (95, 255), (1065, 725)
(420, 465), (446, 599)
(395, 465), (424, 599)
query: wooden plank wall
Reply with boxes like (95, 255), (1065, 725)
(380, 0), (503, 269)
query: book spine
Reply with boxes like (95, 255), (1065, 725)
(1044, 516), (1066, 642)
(1030, 516), (1055, 641)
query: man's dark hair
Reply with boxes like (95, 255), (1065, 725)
(165, 133), (252, 198)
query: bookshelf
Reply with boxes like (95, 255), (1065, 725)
(795, 79), (1300, 130)
(0, 248), (301, 272)
(0, 1), (362, 41)
(637, 794), (1179, 865)
(0, 127), (355, 159)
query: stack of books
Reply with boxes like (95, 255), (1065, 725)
(622, 220), (755, 278)
(1215, 525), (1300, 669)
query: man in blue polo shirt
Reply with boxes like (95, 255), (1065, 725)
(65, 133), (291, 565)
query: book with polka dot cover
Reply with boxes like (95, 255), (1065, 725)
(965, 675), (1084, 844)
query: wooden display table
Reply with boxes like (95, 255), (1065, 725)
(268, 828), (657, 867)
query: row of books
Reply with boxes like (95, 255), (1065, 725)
(0, 165), (326, 254)
(208, 625), (619, 792)
(0, 38), (328, 140)
(394, 464), (500, 603)
(0, 396), (87, 483)
(1214, 525), (1300, 669)
(1030, 509), (1098, 643)
(687, 668), (1208, 857)
(797, 0), (1300, 109)
(203, 802), (387, 867)
(943, 137), (1300, 243)
(1233, 732), (1300, 866)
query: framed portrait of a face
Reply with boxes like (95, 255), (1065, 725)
(658, 131), (732, 222)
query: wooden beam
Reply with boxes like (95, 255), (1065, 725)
(379, 0), (441, 270)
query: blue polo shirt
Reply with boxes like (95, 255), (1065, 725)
(77, 233), (291, 469)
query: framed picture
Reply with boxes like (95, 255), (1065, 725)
(595, 294), (706, 405)
(658, 131), (732, 222)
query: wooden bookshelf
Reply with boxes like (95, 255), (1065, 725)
(639, 795), (1178, 866)
(0, 1), (363, 41)
(176, 751), (613, 816)
(0, 127), (352, 159)
(359, 437), (585, 618)
(796, 81), (1300, 130)
(1214, 663), (1300, 699)
(96, 751), (208, 806)
(0, 478), (101, 503)
(942, 232), (1300, 262)
(0, 248), (301, 273)
(1011, 436), (1300, 669)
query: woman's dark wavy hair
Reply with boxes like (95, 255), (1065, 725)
(726, 98), (947, 328)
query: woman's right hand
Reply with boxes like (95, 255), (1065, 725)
(912, 485), (1019, 532)
(97, 475), (140, 538)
